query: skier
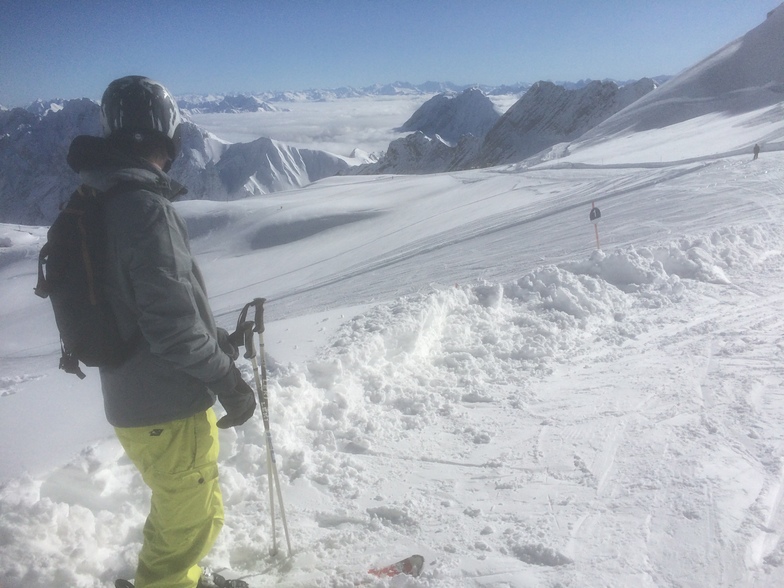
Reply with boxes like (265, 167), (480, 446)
(67, 76), (256, 588)
(753, 143), (760, 160)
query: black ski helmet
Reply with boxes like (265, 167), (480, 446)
(100, 75), (182, 162)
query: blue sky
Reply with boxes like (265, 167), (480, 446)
(1, 0), (781, 107)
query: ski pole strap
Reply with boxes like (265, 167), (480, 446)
(230, 298), (267, 356)
(240, 321), (255, 359)
(235, 301), (253, 333)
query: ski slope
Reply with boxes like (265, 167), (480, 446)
(3, 41), (784, 582)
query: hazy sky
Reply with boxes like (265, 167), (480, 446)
(1, 0), (781, 107)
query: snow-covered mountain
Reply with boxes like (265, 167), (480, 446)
(23, 100), (67, 116)
(565, 3), (784, 159)
(356, 79), (656, 174)
(1, 76), (677, 225)
(350, 131), (482, 175)
(0, 98), (101, 225)
(397, 87), (501, 144)
(171, 120), (352, 201)
(210, 81), (477, 105)
(177, 94), (282, 115)
(212, 137), (351, 195)
(350, 87), (500, 174)
(0, 101), (351, 225)
(474, 78), (657, 167)
(176, 79), (654, 107)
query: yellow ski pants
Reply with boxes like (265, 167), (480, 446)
(115, 408), (224, 588)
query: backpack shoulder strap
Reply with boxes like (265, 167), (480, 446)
(34, 241), (51, 299)
(34, 186), (85, 299)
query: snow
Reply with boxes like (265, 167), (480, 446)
(4, 111), (784, 587)
(4, 11), (784, 586)
(553, 103), (784, 167)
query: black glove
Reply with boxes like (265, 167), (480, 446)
(216, 327), (239, 361)
(211, 365), (257, 429)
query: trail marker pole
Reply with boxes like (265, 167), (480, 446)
(589, 202), (602, 250)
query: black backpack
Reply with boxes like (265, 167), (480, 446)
(35, 184), (135, 379)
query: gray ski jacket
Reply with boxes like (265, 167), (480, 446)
(68, 136), (234, 428)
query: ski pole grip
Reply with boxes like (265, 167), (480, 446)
(253, 298), (267, 334)
(240, 321), (256, 359)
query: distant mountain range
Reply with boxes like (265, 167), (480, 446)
(1, 77), (666, 225)
(175, 78), (667, 114)
(0, 101), (355, 225)
(2, 0), (783, 228)
(353, 78), (658, 175)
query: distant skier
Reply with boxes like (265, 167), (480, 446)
(753, 143), (760, 160)
(68, 76), (256, 588)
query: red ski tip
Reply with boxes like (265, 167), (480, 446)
(368, 554), (425, 578)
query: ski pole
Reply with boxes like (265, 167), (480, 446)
(251, 298), (292, 557)
(242, 322), (279, 555)
(233, 299), (293, 557)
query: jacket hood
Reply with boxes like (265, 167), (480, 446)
(67, 135), (187, 200)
